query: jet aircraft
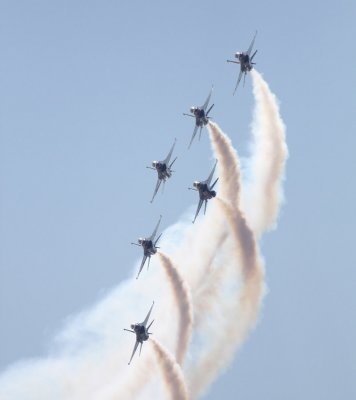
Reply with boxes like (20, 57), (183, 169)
(131, 216), (162, 279)
(183, 87), (214, 149)
(124, 302), (154, 365)
(189, 160), (219, 223)
(147, 139), (177, 203)
(227, 31), (258, 94)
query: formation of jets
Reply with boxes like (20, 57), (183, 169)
(125, 32), (258, 364)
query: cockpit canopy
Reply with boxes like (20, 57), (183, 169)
(152, 161), (158, 168)
(138, 238), (144, 245)
(193, 181), (200, 188)
(190, 107), (196, 114)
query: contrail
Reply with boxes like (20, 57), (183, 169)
(242, 69), (288, 236)
(189, 199), (264, 399)
(151, 339), (189, 400)
(190, 122), (242, 326)
(187, 122), (264, 398)
(208, 121), (241, 208)
(158, 252), (193, 365)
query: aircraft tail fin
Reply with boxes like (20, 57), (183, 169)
(210, 177), (219, 190)
(251, 49), (258, 61)
(169, 156), (177, 169)
(147, 319), (154, 332)
(154, 233), (162, 247)
(206, 103), (214, 116)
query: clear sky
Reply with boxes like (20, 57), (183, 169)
(0, 1), (355, 399)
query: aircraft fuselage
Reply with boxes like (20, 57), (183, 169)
(155, 162), (172, 180)
(237, 52), (253, 72)
(197, 183), (217, 201)
(133, 324), (149, 342)
(141, 239), (157, 257)
(193, 108), (209, 127)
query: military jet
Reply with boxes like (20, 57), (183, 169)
(189, 160), (219, 223)
(227, 31), (258, 94)
(147, 139), (177, 203)
(183, 87), (214, 149)
(124, 301), (154, 365)
(131, 216), (162, 279)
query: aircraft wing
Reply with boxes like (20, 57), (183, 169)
(136, 255), (148, 279)
(128, 339), (140, 365)
(148, 215), (162, 241)
(142, 301), (155, 327)
(203, 160), (218, 186)
(233, 70), (243, 95)
(247, 31), (257, 56)
(150, 178), (162, 203)
(188, 124), (199, 149)
(162, 138), (176, 165)
(193, 198), (204, 223)
(201, 86), (213, 111)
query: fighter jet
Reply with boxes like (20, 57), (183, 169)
(189, 160), (219, 223)
(124, 301), (154, 365)
(227, 31), (258, 94)
(147, 139), (177, 203)
(183, 87), (214, 149)
(131, 216), (162, 279)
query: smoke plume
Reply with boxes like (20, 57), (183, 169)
(158, 252), (193, 365)
(242, 70), (288, 236)
(152, 339), (189, 400)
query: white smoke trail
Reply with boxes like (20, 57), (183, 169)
(242, 69), (288, 236)
(158, 252), (193, 365)
(187, 123), (264, 398)
(151, 339), (189, 400)
(207, 121), (241, 207)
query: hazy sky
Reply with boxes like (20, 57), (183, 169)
(1, 1), (355, 399)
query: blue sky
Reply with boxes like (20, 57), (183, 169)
(1, 1), (355, 399)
